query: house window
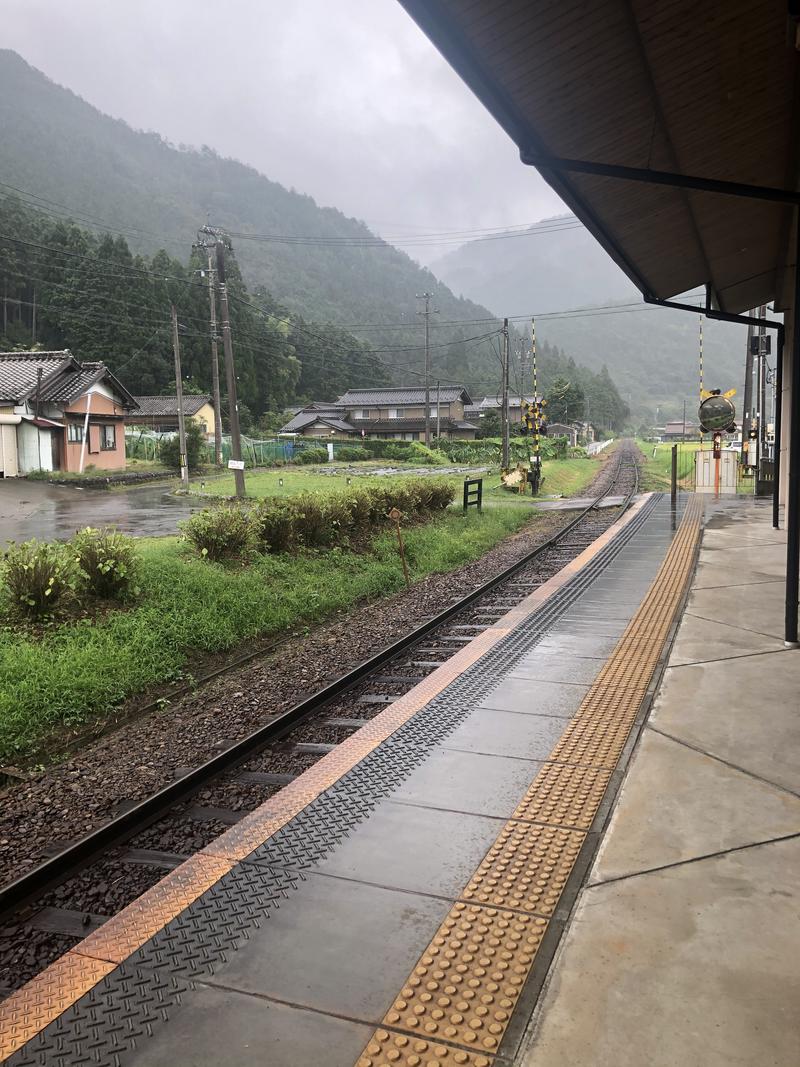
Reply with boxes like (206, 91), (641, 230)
(67, 423), (83, 443)
(100, 424), (117, 451)
(353, 409), (370, 420)
(388, 408), (405, 419)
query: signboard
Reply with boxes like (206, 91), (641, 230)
(227, 459), (245, 470)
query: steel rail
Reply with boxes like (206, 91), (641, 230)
(0, 447), (639, 922)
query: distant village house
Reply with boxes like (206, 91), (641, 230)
(280, 387), (478, 441)
(128, 395), (217, 437)
(0, 350), (136, 477)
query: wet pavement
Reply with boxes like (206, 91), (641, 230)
(0, 479), (202, 544)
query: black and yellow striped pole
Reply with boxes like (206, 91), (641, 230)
(530, 317), (541, 494)
(699, 316), (704, 451)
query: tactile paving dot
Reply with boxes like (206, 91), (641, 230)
(460, 823), (584, 915)
(513, 763), (612, 830)
(356, 1029), (493, 1065)
(373, 903), (546, 1056)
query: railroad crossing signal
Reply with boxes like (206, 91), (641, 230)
(521, 398), (546, 434)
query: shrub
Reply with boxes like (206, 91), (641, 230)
(72, 527), (140, 600)
(295, 447), (327, 465)
(406, 442), (445, 465)
(2, 540), (78, 618)
(255, 498), (298, 553)
(159, 418), (207, 471)
(336, 446), (369, 461)
(180, 506), (257, 561)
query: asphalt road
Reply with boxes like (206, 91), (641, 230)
(0, 479), (201, 544)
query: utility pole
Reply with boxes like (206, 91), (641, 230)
(206, 250), (223, 466)
(171, 304), (189, 487)
(215, 240), (246, 499)
(435, 379), (441, 440)
(417, 292), (437, 446)
(31, 288), (36, 345)
(501, 317), (510, 468)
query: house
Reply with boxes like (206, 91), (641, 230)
(661, 420), (698, 441)
(279, 387), (478, 441)
(466, 394), (544, 430)
(129, 395), (217, 437)
(0, 350), (136, 477)
(546, 422), (578, 447)
(279, 402), (356, 438)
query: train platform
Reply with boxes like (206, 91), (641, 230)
(518, 498), (800, 1067)
(1, 489), (749, 1067)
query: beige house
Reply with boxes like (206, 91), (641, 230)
(129, 395), (217, 437)
(280, 388), (477, 440)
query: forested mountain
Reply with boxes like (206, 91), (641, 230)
(434, 220), (749, 422)
(0, 50), (630, 429)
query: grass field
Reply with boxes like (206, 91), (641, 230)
(190, 455), (601, 503)
(0, 501), (535, 764)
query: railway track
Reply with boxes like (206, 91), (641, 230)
(0, 441), (640, 998)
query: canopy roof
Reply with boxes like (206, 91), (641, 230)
(399, 1), (800, 313)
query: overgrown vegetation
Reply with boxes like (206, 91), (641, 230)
(2, 528), (140, 619)
(181, 479), (456, 560)
(0, 502), (533, 762)
(72, 527), (140, 599)
(2, 540), (78, 619)
(159, 419), (206, 472)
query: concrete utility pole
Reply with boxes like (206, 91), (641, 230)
(206, 250), (223, 466)
(215, 240), (246, 499)
(436, 379), (441, 440)
(501, 317), (510, 468)
(417, 292), (437, 446)
(170, 304), (189, 487)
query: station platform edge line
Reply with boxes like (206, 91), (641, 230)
(0, 491), (673, 1062)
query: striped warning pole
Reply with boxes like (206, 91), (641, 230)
(699, 316), (704, 449)
(531, 318), (540, 493)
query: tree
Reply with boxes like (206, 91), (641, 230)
(159, 418), (206, 471)
(475, 410), (501, 438)
(546, 377), (585, 424)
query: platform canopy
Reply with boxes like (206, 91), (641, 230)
(398, 1), (800, 314)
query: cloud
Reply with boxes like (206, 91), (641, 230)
(0, 0), (566, 262)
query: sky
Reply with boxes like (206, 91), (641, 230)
(0, 0), (568, 263)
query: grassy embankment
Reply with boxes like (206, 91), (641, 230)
(0, 500), (535, 764)
(193, 455), (601, 502)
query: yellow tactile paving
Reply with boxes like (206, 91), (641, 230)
(356, 1031), (493, 1066)
(378, 903), (548, 1056)
(0, 951), (116, 1061)
(512, 763), (613, 830)
(460, 823), (585, 916)
(354, 497), (703, 1066)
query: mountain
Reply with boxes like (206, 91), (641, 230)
(0, 51), (496, 355)
(433, 222), (750, 421)
(0, 50), (629, 426)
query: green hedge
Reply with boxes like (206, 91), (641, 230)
(181, 478), (456, 560)
(433, 436), (563, 464)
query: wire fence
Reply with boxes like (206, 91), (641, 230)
(124, 429), (311, 467)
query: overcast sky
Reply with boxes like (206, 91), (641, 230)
(0, 0), (567, 261)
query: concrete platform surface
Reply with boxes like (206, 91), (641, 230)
(519, 499), (800, 1067)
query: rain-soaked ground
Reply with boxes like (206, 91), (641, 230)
(0, 479), (201, 544)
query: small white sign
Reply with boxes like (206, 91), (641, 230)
(227, 459), (245, 470)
